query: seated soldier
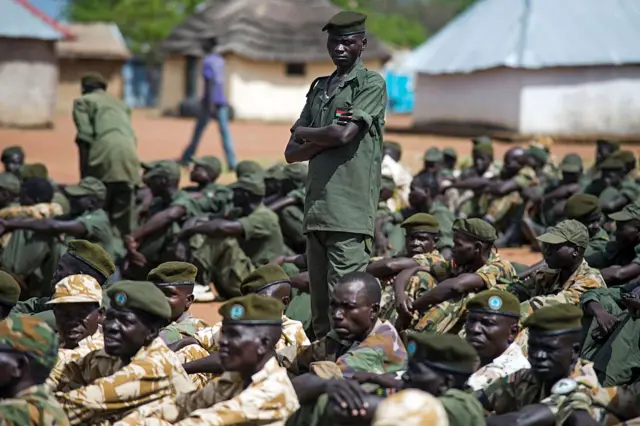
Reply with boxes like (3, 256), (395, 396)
(45, 275), (105, 388)
(381, 140), (412, 211)
(1, 145), (24, 175)
(581, 281), (640, 386)
(123, 161), (201, 280)
(587, 203), (640, 286)
(264, 163), (286, 205)
(54, 281), (195, 425)
(600, 150), (640, 214)
(115, 294), (300, 425)
(324, 333), (484, 426)
(10, 239), (115, 329)
(148, 261), (209, 345)
(186, 156), (232, 218)
(415, 147), (443, 182)
(479, 304), (601, 425)
(235, 159), (265, 180)
(565, 193), (609, 257)
(395, 218), (516, 334)
(373, 175), (406, 257)
(584, 157), (631, 217)
(0, 177), (64, 220)
(178, 174), (285, 300)
(19, 163), (70, 215)
(465, 290), (530, 390)
(367, 213), (445, 320)
(0, 316), (69, 425)
(267, 163), (308, 255)
(523, 145), (555, 185)
(585, 139), (619, 181)
(0, 177), (123, 262)
(0, 172), (21, 212)
(0, 271), (20, 319)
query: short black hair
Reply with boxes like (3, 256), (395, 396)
(338, 271), (381, 305)
(21, 178), (53, 203)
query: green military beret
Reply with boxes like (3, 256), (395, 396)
(148, 261), (198, 287)
(219, 293), (284, 325)
(609, 202), (640, 223)
(522, 304), (583, 335)
(423, 147), (443, 162)
(193, 156), (222, 177)
(472, 136), (492, 145)
(611, 150), (636, 165)
(0, 315), (58, 371)
(380, 174), (396, 192)
(19, 163), (48, 180)
(265, 164), (286, 181)
(64, 177), (107, 201)
(596, 139), (620, 150)
(240, 263), (291, 295)
(230, 174), (266, 197)
(407, 332), (478, 375)
(564, 193), (600, 219)
(141, 160), (165, 171)
(537, 219), (589, 249)
(236, 160), (265, 179)
(526, 146), (549, 164)
(0, 172), (21, 194)
(322, 11), (367, 36)
(283, 163), (308, 187)
(453, 218), (497, 243)
(383, 141), (402, 153)
(467, 289), (520, 318)
(600, 157), (625, 171)
(81, 72), (107, 87)
(401, 213), (439, 233)
(0, 271), (20, 306)
(67, 239), (115, 278)
(107, 281), (172, 320)
(559, 153), (583, 173)
(443, 147), (457, 159)
(1, 146), (24, 159)
(144, 160), (181, 181)
(472, 141), (494, 157)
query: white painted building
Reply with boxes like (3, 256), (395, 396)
(406, 0), (640, 138)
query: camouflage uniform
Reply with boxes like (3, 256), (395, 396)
(372, 389), (449, 426)
(481, 359), (601, 423)
(467, 343), (530, 391)
(159, 312), (210, 346)
(47, 330), (104, 390)
(0, 202), (64, 220)
(55, 337), (195, 425)
(0, 385), (70, 426)
(483, 166), (538, 229)
(593, 383), (640, 425)
(414, 252), (517, 333)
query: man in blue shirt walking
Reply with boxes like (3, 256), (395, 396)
(180, 37), (237, 171)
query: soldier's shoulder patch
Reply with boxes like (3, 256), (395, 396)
(230, 304), (244, 320)
(113, 291), (127, 307)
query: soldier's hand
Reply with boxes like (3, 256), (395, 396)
(395, 292), (413, 318)
(327, 379), (368, 417)
(128, 250), (147, 267)
(336, 111), (353, 125)
(593, 310), (619, 338)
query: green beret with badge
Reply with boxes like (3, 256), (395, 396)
(599, 157), (625, 171)
(0, 172), (21, 194)
(240, 263), (291, 295)
(144, 160), (181, 181)
(609, 202), (640, 223)
(64, 177), (107, 201)
(523, 304), (583, 335)
(1, 146), (24, 159)
(453, 218), (497, 243)
(406, 332), (478, 375)
(467, 289), (520, 318)
(236, 160), (265, 179)
(322, 11), (367, 36)
(283, 163), (308, 187)
(219, 293), (284, 325)
(106, 280), (172, 320)
(536, 219), (589, 249)
(401, 213), (439, 233)
(67, 239), (115, 279)
(559, 154), (583, 173)
(193, 156), (222, 177)
(148, 261), (198, 287)
(380, 175), (396, 192)
(0, 270), (21, 307)
(230, 174), (266, 197)
(565, 193), (600, 219)
(81, 72), (107, 87)
(472, 141), (494, 157)
(0, 315), (59, 371)
(423, 147), (443, 162)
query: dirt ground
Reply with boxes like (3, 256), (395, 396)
(3, 111), (634, 324)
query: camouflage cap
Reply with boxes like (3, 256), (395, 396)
(559, 153), (583, 173)
(381, 174), (396, 192)
(0, 172), (21, 194)
(18, 163), (48, 180)
(525, 146), (549, 164)
(46, 274), (102, 305)
(401, 213), (439, 233)
(219, 293), (284, 325)
(443, 147), (457, 159)
(564, 193), (600, 219)
(235, 160), (265, 179)
(536, 219), (589, 248)
(283, 163), (308, 186)
(600, 157), (625, 171)
(423, 147), (443, 162)
(407, 332), (478, 375)
(611, 150), (636, 165)
(67, 239), (116, 279)
(230, 174), (266, 197)
(596, 139), (621, 150)
(383, 141), (402, 153)
(147, 261), (197, 287)
(472, 135), (492, 145)
(322, 11), (367, 36)
(472, 141), (494, 157)
(144, 160), (181, 181)
(523, 304), (583, 335)
(0, 271), (20, 306)
(1, 146), (24, 159)
(106, 281), (172, 320)
(453, 218), (497, 243)
(609, 202), (640, 222)
(467, 289), (520, 318)
(193, 156), (222, 177)
(372, 389), (449, 426)
(265, 164), (286, 181)
(0, 315), (58, 371)
(240, 263), (291, 295)
(64, 176), (107, 201)
(81, 72), (107, 86)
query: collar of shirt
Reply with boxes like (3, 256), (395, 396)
(538, 259), (589, 286)
(327, 318), (383, 348)
(324, 59), (365, 93)
(76, 329), (104, 349)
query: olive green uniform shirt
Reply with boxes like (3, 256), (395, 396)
(73, 209), (124, 261)
(73, 90), (140, 184)
(278, 188), (306, 254)
(192, 182), (233, 218)
(291, 59), (387, 237)
(586, 241), (640, 270)
(238, 204), (285, 266)
(585, 228), (609, 259)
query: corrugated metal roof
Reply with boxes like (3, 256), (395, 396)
(406, 0), (640, 75)
(0, 0), (67, 40)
